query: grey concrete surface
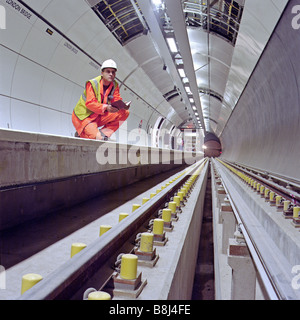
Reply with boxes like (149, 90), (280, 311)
(0, 165), (190, 300)
(220, 0), (300, 181)
(0, 129), (202, 231)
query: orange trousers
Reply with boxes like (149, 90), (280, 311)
(72, 109), (129, 139)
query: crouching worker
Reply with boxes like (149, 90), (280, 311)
(72, 59), (130, 140)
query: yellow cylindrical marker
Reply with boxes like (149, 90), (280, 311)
(153, 218), (164, 235)
(119, 213), (129, 222)
(264, 188), (270, 198)
(177, 192), (184, 201)
(184, 185), (190, 192)
(181, 188), (187, 197)
(168, 201), (177, 214)
(140, 232), (154, 253)
(256, 183), (261, 192)
(21, 273), (43, 295)
(269, 191), (275, 201)
(162, 208), (172, 222)
(276, 195), (282, 206)
(132, 204), (141, 212)
(173, 196), (180, 207)
(184, 182), (191, 188)
(142, 197), (149, 204)
(260, 185), (265, 195)
(71, 242), (87, 257)
(120, 254), (138, 280)
(88, 291), (111, 300)
(99, 225), (112, 236)
(283, 200), (291, 211)
(293, 206), (300, 218)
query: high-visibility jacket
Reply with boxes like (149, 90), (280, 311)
(73, 76), (121, 135)
(74, 75), (119, 120)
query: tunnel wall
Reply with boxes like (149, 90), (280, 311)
(0, 0), (183, 143)
(220, 0), (300, 180)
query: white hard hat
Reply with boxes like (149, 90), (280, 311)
(101, 59), (117, 71)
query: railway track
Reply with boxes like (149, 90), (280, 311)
(220, 159), (300, 219)
(17, 159), (208, 300)
(212, 158), (300, 300)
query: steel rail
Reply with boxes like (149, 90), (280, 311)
(212, 159), (279, 300)
(223, 160), (300, 205)
(232, 161), (300, 189)
(213, 159), (300, 300)
(19, 160), (206, 300)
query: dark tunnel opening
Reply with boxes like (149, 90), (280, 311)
(203, 132), (222, 158)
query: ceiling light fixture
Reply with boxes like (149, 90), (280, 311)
(178, 68), (186, 78)
(175, 58), (183, 65)
(166, 37), (178, 53)
(152, 0), (163, 7)
(185, 86), (191, 94)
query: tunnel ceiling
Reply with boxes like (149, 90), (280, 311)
(86, 0), (288, 135)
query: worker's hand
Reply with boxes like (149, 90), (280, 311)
(106, 104), (119, 113)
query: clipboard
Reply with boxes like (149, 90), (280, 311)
(111, 100), (131, 110)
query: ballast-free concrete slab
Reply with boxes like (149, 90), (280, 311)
(0, 167), (185, 300)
